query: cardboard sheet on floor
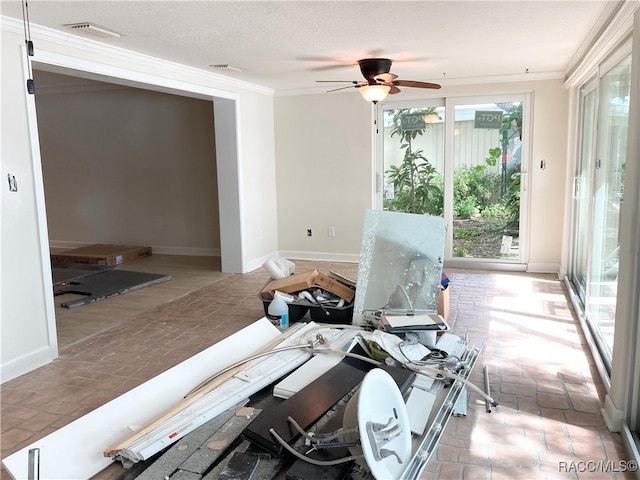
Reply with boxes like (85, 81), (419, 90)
(50, 244), (152, 266)
(1, 318), (283, 480)
(56, 270), (171, 308)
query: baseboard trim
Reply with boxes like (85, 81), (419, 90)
(244, 252), (279, 274)
(620, 424), (640, 477)
(278, 251), (360, 264)
(602, 394), (626, 432)
(151, 246), (221, 257)
(1, 346), (57, 384)
(527, 262), (561, 274)
(443, 258), (527, 272)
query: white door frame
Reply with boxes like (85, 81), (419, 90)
(375, 93), (532, 270)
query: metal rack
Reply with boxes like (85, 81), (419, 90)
(400, 346), (481, 480)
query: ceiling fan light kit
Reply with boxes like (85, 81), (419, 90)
(359, 84), (391, 104)
(318, 58), (441, 103)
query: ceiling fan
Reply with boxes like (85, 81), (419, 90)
(317, 58), (441, 103)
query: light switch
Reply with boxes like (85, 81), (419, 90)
(7, 174), (17, 192)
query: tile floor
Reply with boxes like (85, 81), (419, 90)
(1, 258), (636, 479)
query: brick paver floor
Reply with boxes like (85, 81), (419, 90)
(1, 261), (635, 479)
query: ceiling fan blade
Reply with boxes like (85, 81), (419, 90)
(326, 85), (359, 93)
(394, 79), (441, 89)
(316, 80), (360, 83)
(388, 85), (401, 95)
(374, 73), (398, 83)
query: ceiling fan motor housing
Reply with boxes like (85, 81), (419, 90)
(358, 58), (392, 83)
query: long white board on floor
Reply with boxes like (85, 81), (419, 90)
(2, 318), (283, 480)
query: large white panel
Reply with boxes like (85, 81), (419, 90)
(2, 318), (281, 480)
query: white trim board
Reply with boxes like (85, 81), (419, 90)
(0, 346), (57, 386)
(2, 318), (282, 480)
(278, 251), (360, 264)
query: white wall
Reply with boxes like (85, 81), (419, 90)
(524, 80), (570, 272)
(35, 72), (221, 255)
(237, 90), (280, 268)
(274, 92), (374, 262)
(275, 79), (569, 271)
(1, 27), (58, 380)
(0, 17), (569, 382)
(0, 21), (278, 381)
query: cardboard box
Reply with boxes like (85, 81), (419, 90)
(438, 287), (450, 322)
(259, 269), (356, 324)
(50, 244), (152, 266)
(313, 272), (355, 302)
(260, 270), (318, 296)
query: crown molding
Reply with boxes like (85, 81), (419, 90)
(1, 15), (274, 97)
(565, 0), (639, 88)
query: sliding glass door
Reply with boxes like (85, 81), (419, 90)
(570, 51), (631, 368)
(571, 83), (597, 305)
(450, 101), (523, 261)
(378, 95), (527, 265)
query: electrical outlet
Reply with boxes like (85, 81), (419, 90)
(328, 226), (335, 237)
(307, 228), (312, 237)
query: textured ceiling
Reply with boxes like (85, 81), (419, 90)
(0, 1), (622, 94)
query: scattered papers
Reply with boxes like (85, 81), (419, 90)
(381, 314), (447, 330)
(435, 333), (466, 357)
(406, 387), (437, 435)
(364, 329), (430, 363)
(412, 373), (435, 391)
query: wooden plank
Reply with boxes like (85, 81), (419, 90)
(242, 355), (370, 455)
(179, 407), (262, 475)
(169, 470), (201, 480)
(109, 323), (321, 464)
(242, 346), (414, 456)
(200, 442), (284, 480)
(105, 325), (305, 459)
(133, 408), (237, 480)
(217, 451), (260, 480)
(286, 459), (352, 480)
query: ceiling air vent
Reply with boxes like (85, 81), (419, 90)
(64, 22), (121, 39)
(210, 64), (242, 72)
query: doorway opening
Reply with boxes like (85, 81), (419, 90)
(25, 55), (243, 353)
